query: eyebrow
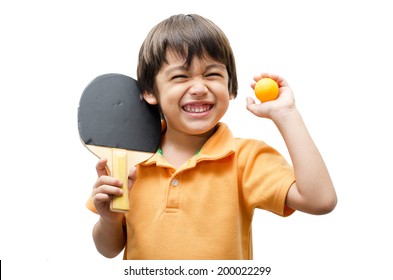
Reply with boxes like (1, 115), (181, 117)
(164, 63), (226, 76)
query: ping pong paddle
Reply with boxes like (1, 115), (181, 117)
(78, 73), (161, 212)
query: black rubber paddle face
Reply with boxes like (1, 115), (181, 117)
(78, 74), (161, 153)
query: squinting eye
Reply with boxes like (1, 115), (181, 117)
(172, 75), (187, 80)
(206, 73), (222, 77)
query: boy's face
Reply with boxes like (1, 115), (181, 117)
(144, 51), (234, 137)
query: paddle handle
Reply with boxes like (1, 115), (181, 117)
(84, 145), (155, 213)
(110, 149), (130, 212)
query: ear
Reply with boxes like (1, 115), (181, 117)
(143, 91), (158, 105)
(229, 92), (235, 100)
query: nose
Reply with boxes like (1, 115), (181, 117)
(189, 78), (208, 96)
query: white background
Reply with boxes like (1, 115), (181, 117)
(1, 0), (392, 279)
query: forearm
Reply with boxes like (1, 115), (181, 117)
(275, 108), (337, 214)
(93, 217), (126, 258)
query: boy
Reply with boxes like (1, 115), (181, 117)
(87, 14), (337, 260)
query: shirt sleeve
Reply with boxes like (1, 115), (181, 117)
(237, 139), (296, 217)
(86, 196), (98, 214)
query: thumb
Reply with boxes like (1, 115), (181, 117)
(246, 97), (259, 115)
(96, 158), (109, 177)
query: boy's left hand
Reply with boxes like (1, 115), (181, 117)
(246, 73), (296, 122)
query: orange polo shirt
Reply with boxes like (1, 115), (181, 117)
(87, 122), (295, 259)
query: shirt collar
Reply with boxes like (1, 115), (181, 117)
(142, 122), (235, 166)
(196, 122), (235, 160)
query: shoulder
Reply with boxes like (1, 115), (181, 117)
(234, 137), (278, 158)
(206, 123), (288, 166)
(233, 137), (293, 178)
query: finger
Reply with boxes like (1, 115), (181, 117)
(93, 183), (124, 197)
(92, 182), (124, 201)
(246, 97), (259, 114)
(246, 96), (256, 106)
(254, 73), (272, 82)
(94, 175), (123, 189)
(93, 192), (111, 204)
(255, 73), (285, 86)
(262, 73), (287, 88)
(96, 158), (109, 177)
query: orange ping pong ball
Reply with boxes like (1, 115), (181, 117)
(254, 78), (279, 102)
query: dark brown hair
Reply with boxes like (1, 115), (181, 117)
(137, 14), (238, 98)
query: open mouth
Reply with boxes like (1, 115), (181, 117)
(182, 104), (213, 113)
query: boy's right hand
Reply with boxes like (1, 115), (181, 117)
(92, 158), (136, 222)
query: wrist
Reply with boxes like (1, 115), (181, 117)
(99, 215), (124, 228)
(272, 105), (300, 128)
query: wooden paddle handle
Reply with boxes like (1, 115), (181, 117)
(110, 149), (130, 212)
(85, 145), (155, 213)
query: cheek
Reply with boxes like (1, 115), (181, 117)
(158, 97), (180, 118)
(215, 85), (232, 103)
(157, 85), (185, 107)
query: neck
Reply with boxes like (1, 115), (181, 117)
(160, 126), (216, 168)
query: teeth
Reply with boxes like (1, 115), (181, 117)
(183, 104), (211, 113)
